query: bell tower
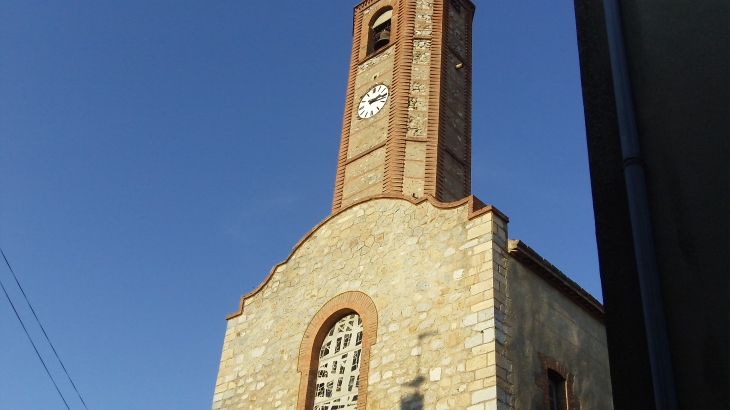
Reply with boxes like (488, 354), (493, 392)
(332, 0), (475, 211)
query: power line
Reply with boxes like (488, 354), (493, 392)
(0, 247), (90, 410)
(0, 278), (72, 410)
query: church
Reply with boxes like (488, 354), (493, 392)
(212, 1), (613, 409)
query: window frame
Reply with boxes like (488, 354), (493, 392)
(297, 292), (378, 410)
(547, 369), (567, 410)
(534, 353), (581, 410)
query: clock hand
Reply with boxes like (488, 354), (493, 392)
(368, 94), (387, 104)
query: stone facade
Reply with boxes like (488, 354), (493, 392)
(212, 195), (613, 410)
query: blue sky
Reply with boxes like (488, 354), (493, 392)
(0, 1), (599, 409)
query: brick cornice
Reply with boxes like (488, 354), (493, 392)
(354, 0), (382, 12)
(296, 291), (378, 410)
(226, 193), (508, 320)
(507, 239), (605, 323)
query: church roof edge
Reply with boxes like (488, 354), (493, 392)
(507, 239), (605, 324)
(226, 193), (506, 320)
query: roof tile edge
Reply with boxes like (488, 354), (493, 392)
(507, 239), (605, 323)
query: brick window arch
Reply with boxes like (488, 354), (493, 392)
(297, 292), (378, 410)
(534, 353), (581, 410)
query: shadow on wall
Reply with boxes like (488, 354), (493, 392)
(399, 331), (435, 410)
(400, 391), (424, 410)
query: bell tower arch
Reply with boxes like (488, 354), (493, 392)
(332, 0), (475, 212)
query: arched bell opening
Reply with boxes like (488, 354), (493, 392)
(369, 8), (392, 54)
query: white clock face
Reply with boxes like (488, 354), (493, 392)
(358, 84), (389, 119)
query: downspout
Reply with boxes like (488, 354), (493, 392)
(602, 1), (678, 409)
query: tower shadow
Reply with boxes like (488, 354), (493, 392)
(399, 331), (435, 410)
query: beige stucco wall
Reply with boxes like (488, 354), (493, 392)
(506, 258), (614, 409)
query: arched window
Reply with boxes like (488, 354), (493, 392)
(535, 353), (579, 410)
(313, 314), (363, 410)
(297, 292), (378, 410)
(369, 9), (392, 54)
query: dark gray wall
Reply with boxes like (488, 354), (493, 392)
(573, 1), (730, 409)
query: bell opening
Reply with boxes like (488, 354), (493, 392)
(373, 29), (390, 51)
(371, 20), (392, 53)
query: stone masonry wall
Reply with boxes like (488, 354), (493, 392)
(212, 195), (612, 410)
(213, 196), (510, 410)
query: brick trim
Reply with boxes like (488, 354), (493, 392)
(534, 352), (581, 410)
(332, 5), (364, 212)
(357, 42), (394, 66)
(384, 0), (415, 196)
(462, 1), (474, 197)
(423, 0), (475, 200)
(334, 0), (400, 212)
(296, 292), (379, 410)
(226, 193), (508, 319)
(343, 141), (387, 166)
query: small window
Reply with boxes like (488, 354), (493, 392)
(548, 369), (567, 410)
(369, 9), (392, 54)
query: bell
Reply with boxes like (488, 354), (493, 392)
(374, 29), (390, 50)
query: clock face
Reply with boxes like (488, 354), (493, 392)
(358, 84), (389, 119)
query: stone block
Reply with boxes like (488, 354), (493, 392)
(471, 300), (494, 312)
(472, 386), (497, 404)
(465, 333), (484, 349)
(467, 223), (492, 240)
(466, 354), (487, 371)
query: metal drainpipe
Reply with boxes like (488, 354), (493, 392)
(602, 1), (679, 409)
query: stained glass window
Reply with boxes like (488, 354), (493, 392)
(313, 314), (363, 410)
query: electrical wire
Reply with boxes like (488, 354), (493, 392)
(0, 278), (72, 410)
(0, 247), (90, 410)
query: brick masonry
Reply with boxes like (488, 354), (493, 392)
(333, 0), (475, 211)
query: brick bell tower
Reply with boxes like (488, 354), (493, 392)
(332, 0), (475, 212)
